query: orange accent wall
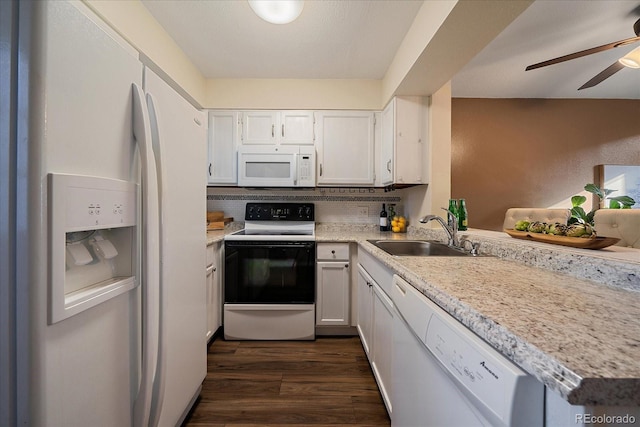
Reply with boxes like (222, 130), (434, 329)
(451, 98), (640, 231)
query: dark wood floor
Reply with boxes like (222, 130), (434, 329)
(183, 336), (391, 426)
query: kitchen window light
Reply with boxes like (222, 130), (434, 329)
(248, 0), (304, 25)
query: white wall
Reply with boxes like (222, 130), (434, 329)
(205, 79), (382, 110)
(83, 0), (207, 107)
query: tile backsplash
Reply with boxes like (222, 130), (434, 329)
(207, 187), (403, 224)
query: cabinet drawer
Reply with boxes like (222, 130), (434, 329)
(317, 243), (349, 261)
(206, 244), (215, 267)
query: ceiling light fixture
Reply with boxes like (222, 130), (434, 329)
(248, 0), (304, 25)
(618, 46), (640, 69)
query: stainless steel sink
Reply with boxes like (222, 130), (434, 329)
(367, 240), (470, 257)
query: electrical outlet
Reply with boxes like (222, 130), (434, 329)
(357, 206), (369, 217)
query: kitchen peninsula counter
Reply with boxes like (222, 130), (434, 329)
(316, 225), (640, 406)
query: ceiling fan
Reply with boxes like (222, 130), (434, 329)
(525, 17), (640, 90)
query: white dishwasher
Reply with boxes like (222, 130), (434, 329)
(391, 275), (543, 427)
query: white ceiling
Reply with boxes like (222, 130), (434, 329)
(452, 0), (640, 99)
(141, 0), (640, 99)
(140, 0), (423, 79)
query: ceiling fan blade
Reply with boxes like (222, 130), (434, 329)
(578, 61), (625, 90)
(525, 35), (640, 71)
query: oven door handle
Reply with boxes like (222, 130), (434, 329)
(226, 243), (314, 249)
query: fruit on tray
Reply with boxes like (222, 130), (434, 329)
(565, 223), (596, 238)
(518, 221), (596, 238)
(546, 222), (568, 236)
(527, 221), (547, 234)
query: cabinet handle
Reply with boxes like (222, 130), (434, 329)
(281, 124), (284, 138)
(319, 164), (323, 176)
(331, 250), (335, 254)
(209, 163), (212, 176)
(272, 124), (275, 138)
(387, 160), (392, 172)
(345, 264), (349, 268)
(213, 267), (216, 272)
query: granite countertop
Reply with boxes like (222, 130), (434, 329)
(206, 222), (243, 245)
(206, 230), (226, 245)
(316, 225), (640, 406)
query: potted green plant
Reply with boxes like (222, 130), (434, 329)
(569, 183), (636, 225)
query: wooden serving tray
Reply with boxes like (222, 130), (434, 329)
(504, 229), (620, 250)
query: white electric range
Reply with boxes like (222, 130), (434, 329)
(223, 203), (316, 340)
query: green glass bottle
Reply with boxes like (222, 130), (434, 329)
(458, 199), (468, 231)
(447, 199), (459, 228)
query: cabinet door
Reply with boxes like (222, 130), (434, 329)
(316, 111), (375, 186)
(356, 264), (374, 357)
(205, 264), (215, 341)
(372, 282), (394, 414)
(380, 100), (395, 186)
(280, 111), (314, 145)
(206, 242), (221, 341)
(241, 111), (278, 145)
(212, 244), (222, 332)
(394, 97), (424, 184)
(316, 261), (350, 326)
(208, 111), (238, 184)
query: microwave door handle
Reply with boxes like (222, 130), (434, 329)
(293, 153), (298, 186)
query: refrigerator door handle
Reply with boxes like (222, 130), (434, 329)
(131, 83), (161, 427)
(145, 92), (168, 427)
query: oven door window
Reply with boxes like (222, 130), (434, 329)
(225, 242), (315, 303)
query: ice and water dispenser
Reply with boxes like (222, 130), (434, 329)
(49, 173), (138, 324)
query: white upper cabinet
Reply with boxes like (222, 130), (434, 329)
(380, 96), (426, 186)
(208, 111), (239, 185)
(240, 110), (314, 145)
(315, 111), (375, 186)
(281, 111), (315, 145)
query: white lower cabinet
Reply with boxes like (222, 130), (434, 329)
(206, 241), (222, 341)
(372, 280), (393, 413)
(316, 243), (350, 326)
(356, 265), (374, 356)
(356, 249), (394, 415)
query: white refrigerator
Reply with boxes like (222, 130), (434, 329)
(14, 1), (207, 425)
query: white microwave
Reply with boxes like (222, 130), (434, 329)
(237, 145), (316, 187)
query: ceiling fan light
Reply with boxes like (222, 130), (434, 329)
(618, 46), (640, 69)
(248, 0), (304, 25)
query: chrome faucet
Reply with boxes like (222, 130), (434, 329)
(419, 207), (459, 247)
(459, 237), (481, 256)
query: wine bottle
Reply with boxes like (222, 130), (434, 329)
(458, 199), (468, 231)
(379, 203), (388, 232)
